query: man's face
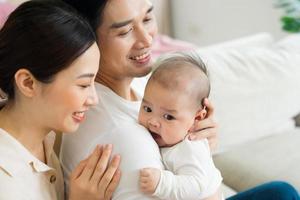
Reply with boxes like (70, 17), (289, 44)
(96, 0), (158, 81)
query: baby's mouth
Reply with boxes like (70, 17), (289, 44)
(149, 130), (161, 140)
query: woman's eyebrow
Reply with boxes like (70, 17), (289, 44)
(147, 6), (154, 14)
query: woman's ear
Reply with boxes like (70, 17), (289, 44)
(14, 69), (38, 98)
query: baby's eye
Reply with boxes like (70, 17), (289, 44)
(163, 114), (175, 121)
(143, 106), (152, 112)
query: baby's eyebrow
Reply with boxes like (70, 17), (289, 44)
(162, 108), (178, 114)
(142, 98), (150, 104)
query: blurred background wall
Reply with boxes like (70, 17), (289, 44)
(5, 0), (288, 46)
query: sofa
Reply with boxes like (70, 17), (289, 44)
(193, 33), (300, 197)
(1, 2), (300, 199)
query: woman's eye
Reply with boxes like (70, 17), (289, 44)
(143, 17), (152, 23)
(143, 106), (152, 112)
(163, 114), (175, 121)
(79, 85), (90, 89)
(119, 28), (133, 36)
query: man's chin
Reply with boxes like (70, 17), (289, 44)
(134, 67), (152, 78)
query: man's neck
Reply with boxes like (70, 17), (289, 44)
(96, 73), (138, 101)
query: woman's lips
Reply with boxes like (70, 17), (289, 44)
(72, 111), (86, 123)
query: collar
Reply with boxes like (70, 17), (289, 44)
(0, 129), (56, 177)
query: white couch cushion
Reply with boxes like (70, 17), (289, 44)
(213, 128), (300, 192)
(196, 35), (300, 151)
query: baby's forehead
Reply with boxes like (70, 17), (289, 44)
(150, 61), (206, 88)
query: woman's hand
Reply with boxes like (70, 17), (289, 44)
(68, 144), (121, 200)
(188, 98), (218, 151)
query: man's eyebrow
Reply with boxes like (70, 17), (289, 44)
(110, 19), (132, 29)
(109, 5), (154, 29)
(76, 73), (95, 79)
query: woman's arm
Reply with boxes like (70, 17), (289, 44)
(68, 144), (121, 200)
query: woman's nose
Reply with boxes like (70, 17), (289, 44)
(86, 85), (99, 106)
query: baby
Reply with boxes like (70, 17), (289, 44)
(138, 52), (223, 200)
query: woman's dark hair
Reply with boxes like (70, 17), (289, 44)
(61, 0), (108, 31)
(0, 1), (96, 100)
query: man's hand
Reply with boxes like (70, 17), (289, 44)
(188, 98), (218, 151)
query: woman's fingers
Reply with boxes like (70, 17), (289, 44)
(104, 165), (121, 199)
(70, 158), (88, 179)
(80, 145), (102, 182)
(98, 154), (121, 196)
(90, 144), (113, 184)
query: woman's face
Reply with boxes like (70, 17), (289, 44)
(37, 43), (100, 133)
(97, 0), (158, 80)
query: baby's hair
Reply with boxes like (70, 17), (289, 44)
(148, 52), (210, 108)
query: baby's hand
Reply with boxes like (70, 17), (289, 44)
(139, 168), (161, 194)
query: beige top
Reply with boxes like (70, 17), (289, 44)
(0, 128), (64, 200)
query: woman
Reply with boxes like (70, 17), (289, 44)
(0, 1), (120, 199)
(60, 0), (300, 199)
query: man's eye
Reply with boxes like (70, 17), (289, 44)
(163, 114), (175, 121)
(143, 106), (152, 112)
(119, 28), (133, 36)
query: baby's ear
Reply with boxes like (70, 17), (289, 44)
(189, 107), (207, 133)
(195, 107), (207, 121)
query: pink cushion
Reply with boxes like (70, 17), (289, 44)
(152, 35), (197, 59)
(0, 3), (16, 28)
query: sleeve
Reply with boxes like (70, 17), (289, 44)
(153, 139), (222, 200)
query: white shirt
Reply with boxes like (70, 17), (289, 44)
(154, 139), (223, 200)
(60, 83), (163, 200)
(0, 129), (64, 200)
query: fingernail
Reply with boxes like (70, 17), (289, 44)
(189, 135), (196, 140)
(105, 144), (112, 150)
(114, 154), (121, 161)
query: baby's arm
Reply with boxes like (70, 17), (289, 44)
(139, 168), (161, 194)
(139, 139), (223, 200)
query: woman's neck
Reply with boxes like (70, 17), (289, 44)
(96, 72), (138, 101)
(0, 104), (47, 162)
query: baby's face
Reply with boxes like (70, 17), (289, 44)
(138, 81), (198, 147)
